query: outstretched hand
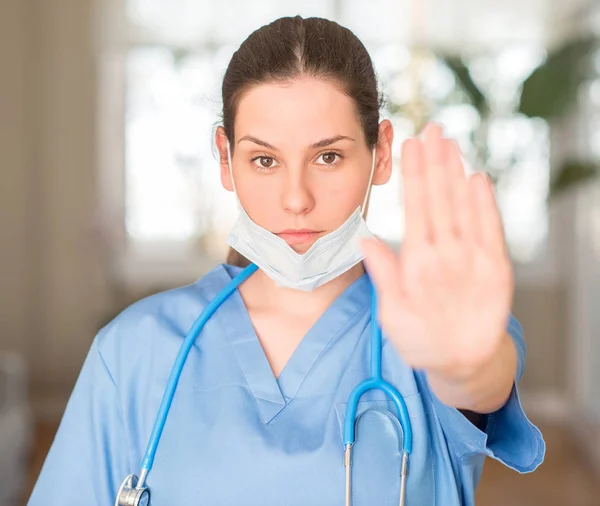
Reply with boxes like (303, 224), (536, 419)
(362, 123), (514, 383)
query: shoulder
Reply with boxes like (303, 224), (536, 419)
(95, 263), (242, 379)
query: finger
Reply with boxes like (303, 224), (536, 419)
(361, 238), (403, 304)
(474, 174), (507, 256)
(401, 138), (431, 244)
(467, 173), (484, 245)
(423, 124), (453, 243)
(445, 140), (470, 240)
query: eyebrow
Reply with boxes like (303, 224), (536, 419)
(237, 134), (356, 150)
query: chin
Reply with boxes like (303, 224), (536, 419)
(291, 244), (311, 254)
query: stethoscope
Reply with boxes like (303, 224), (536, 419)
(115, 263), (412, 506)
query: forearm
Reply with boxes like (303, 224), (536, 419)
(426, 331), (517, 414)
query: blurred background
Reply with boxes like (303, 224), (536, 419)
(1, 0), (600, 504)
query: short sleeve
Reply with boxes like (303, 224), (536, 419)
(27, 334), (130, 505)
(429, 315), (546, 473)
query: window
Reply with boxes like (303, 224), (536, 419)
(99, 0), (551, 285)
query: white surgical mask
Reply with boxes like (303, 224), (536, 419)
(226, 142), (376, 291)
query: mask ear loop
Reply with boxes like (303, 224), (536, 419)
(226, 141), (238, 194)
(360, 148), (377, 219)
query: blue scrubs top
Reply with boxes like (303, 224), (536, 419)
(28, 264), (545, 506)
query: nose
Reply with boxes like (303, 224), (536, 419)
(281, 167), (315, 216)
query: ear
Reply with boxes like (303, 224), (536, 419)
(216, 126), (234, 192)
(372, 119), (394, 186)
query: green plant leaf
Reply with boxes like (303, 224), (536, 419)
(519, 37), (596, 120)
(549, 160), (599, 199)
(443, 56), (487, 114)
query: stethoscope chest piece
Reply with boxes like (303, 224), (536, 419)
(115, 474), (150, 506)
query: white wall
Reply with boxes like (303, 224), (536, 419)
(0, 0), (113, 418)
(0, 1), (34, 362)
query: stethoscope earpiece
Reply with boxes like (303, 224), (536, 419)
(115, 474), (150, 506)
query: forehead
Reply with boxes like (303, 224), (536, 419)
(234, 77), (364, 148)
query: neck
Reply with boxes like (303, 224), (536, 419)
(244, 262), (366, 316)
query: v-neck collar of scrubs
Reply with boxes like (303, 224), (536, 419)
(214, 264), (371, 424)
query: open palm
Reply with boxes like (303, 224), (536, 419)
(363, 124), (514, 379)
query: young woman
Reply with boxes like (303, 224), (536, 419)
(28, 15), (545, 506)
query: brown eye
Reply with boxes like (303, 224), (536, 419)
(250, 155), (278, 172)
(259, 157), (274, 168)
(322, 152), (337, 164)
(317, 152), (342, 166)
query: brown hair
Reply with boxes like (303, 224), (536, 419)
(221, 16), (382, 267)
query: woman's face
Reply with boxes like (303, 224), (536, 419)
(218, 77), (393, 254)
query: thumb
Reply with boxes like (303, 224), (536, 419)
(361, 238), (401, 302)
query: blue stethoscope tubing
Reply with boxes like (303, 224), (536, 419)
(343, 285), (412, 452)
(116, 262), (412, 505)
(140, 263), (260, 474)
(342, 277), (412, 506)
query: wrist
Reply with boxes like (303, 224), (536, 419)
(428, 332), (506, 384)
(426, 331), (516, 411)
